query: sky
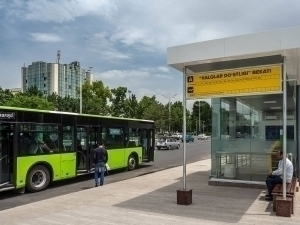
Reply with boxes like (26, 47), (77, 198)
(0, 0), (300, 109)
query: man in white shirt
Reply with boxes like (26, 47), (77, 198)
(265, 150), (294, 201)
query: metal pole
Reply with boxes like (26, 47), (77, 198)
(198, 102), (201, 133)
(183, 67), (187, 190)
(283, 57), (287, 199)
(80, 68), (82, 114)
(169, 94), (171, 133)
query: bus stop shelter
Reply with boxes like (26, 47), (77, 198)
(167, 26), (300, 207)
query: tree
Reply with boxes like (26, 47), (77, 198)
(192, 101), (212, 134)
(143, 101), (168, 130)
(81, 80), (111, 115)
(110, 87), (127, 117)
(47, 93), (61, 110)
(22, 86), (43, 97)
(124, 93), (138, 118)
(170, 101), (183, 132)
(0, 87), (13, 105)
(47, 93), (79, 112)
(5, 95), (54, 110)
(136, 95), (157, 119)
(126, 94), (138, 118)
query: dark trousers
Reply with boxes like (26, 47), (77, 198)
(266, 175), (282, 195)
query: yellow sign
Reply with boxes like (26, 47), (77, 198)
(186, 64), (282, 99)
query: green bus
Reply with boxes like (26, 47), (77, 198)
(0, 106), (155, 193)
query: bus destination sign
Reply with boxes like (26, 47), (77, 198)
(0, 112), (15, 120)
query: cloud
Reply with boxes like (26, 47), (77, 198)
(10, 0), (117, 23)
(86, 32), (130, 60)
(95, 66), (174, 80)
(154, 74), (173, 79)
(29, 33), (63, 42)
(157, 66), (169, 73)
(2, 0), (300, 112)
(96, 69), (150, 80)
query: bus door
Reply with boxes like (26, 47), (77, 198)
(141, 129), (155, 162)
(0, 123), (14, 187)
(88, 126), (100, 171)
(149, 129), (155, 162)
(76, 126), (88, 172)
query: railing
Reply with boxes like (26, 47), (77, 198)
(0, 155), (8, 163)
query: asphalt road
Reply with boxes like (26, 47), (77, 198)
(0, 139), (211, 211)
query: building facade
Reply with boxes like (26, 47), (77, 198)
(168, 26), (300, 186)
(9, 88), (22, 95)
(22, 61), (93, 98)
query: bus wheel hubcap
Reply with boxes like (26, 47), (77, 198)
(31, 170), (47, 188)
(129, 158), (136, 169)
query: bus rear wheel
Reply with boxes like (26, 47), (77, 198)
(128, 154), (137, 171)
(26, 165), (50, 192)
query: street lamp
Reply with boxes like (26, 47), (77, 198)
(195, 101), (205, 134)
(162, 93), (177, 133)
(128, 90), (131, 99)
(128, 90), (132, 117)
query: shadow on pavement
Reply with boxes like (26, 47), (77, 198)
(0, 164), (152, 201)
(114, 170), (269, 223)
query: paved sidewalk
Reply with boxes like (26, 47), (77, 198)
(0, 159), (300, 225)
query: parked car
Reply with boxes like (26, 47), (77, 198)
(156, 138), (180, 150)
(181, 134), (194, 142)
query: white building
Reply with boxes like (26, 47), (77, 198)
(22, 61), (93, 98)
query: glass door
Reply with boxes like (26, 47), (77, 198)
(88, 126), (99, 171)
(0, 123), (13, 186)
(76, 126), (88, 171)
(141, 129), (155, 162)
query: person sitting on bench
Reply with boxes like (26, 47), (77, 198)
(265, 149), (294, 201)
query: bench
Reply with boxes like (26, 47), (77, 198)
(272, 177), (298, 214)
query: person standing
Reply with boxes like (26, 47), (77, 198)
(93, 141), (108, 187)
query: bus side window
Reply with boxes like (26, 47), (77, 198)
(18, 132), (59, 156)
(63, 126), (74, 152)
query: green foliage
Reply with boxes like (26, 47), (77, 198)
(47, 93), (78, 112)
(110, 87), (127, 117)
(143, 101), (168, 129)
(22, 86), (43, 97)
(124, 93), (138, 118)
(0, 87), (14, 105)
(81, 81), (111, 115)
(170, 101), (183, 132)
(136, 95), (157, 119)
(5, 95), (54, 110)
(191, 101), (212, 134)
(1, 82), (212, 133)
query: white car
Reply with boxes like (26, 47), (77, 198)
(156, 138), (180, 150)
(198, 134), (208, 140)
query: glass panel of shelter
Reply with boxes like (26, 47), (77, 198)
(212, 90), (297, 182)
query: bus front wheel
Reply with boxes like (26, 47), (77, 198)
(26, 165), (50, 192)
(128, 154), (137, 171)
